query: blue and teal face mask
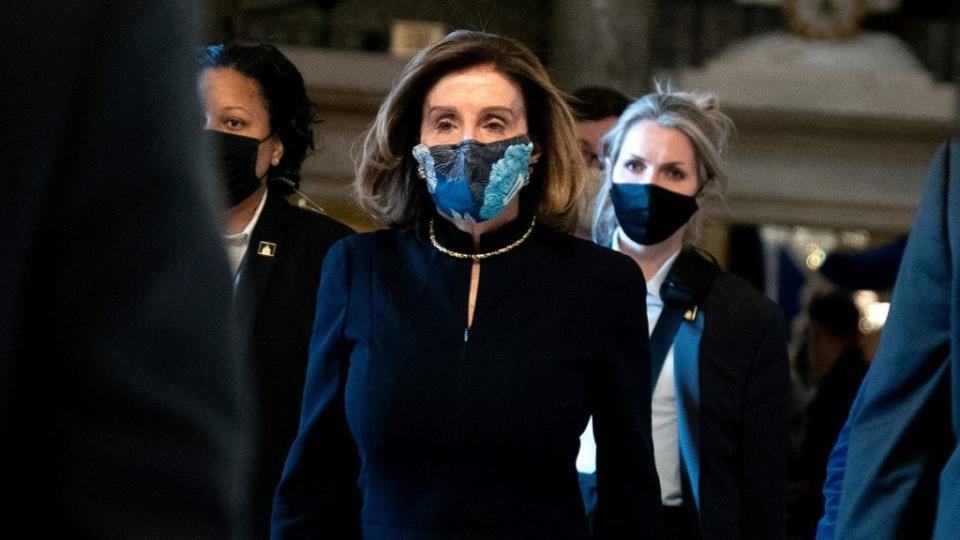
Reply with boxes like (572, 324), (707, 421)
(413, 134), (534, 224)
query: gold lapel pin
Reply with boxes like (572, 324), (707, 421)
(257, 241), (277, 257)
(684, 306), (698, 321)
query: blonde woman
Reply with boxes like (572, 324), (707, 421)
(589, 89), (788, 540)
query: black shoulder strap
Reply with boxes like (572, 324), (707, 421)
(649, 249), (721, 391)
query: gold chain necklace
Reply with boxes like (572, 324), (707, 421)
(429, 217), (536, 261)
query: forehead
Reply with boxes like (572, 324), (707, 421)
(620, 120), (695, 160)
(200, 67), (267, 110)
(423, 64), (525, 111)
(576, 117), (618, 148)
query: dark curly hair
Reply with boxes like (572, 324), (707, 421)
(201, 43), (317, 190)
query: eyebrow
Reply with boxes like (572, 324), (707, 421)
(479, 106), (517, 117)
(424, 106), (519, 117)
(424, 106), (455, 117)
(624, 154), (690, 167)
(219, 106), (251, 114)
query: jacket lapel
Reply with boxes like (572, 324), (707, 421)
(674, 311), (704, 515)
(234, 188), (288, 341)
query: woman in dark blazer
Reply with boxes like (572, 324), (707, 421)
(200, 43), (353, 537)
(587, 89), (789, 540)
(271, 30), (664, 540)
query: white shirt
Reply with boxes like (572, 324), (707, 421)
(577, 234), (683, 506)
(641, 246), (683, 506)
(222, 189), (268, 277)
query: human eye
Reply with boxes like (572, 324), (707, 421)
(434, 117), (457, 133)
(623, 159), (644, 173)
(223, 117), (247, 130)
(484, 117), (507, 133)
(665, 166), (687, 180)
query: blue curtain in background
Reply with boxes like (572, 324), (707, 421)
(777, 248), (807, 327)
(818, 237), (908, 292)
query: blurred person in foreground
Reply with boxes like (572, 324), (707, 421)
(1, 1), (252, 538)
(817, 138), (960, 540)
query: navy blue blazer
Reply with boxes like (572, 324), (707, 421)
(272, 215), (664, 539)
(834, 139), (960, 539)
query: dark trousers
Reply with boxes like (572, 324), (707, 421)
(664, 505), (698, 540)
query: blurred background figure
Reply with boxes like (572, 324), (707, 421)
(567, 86), (631, 239)
(200, 42), (353, 539)
(787, 288), (868, 539)
(569, 86), (632, 171)
(568, 86), (632, 515)
(1, 2), (253, 538)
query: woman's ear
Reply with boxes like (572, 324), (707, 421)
(527, 143), (541, 175)
(271, 136), (284, 166)
(530, 141), (541, 166)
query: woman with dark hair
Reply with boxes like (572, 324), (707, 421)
(272, 30), (663, 539)
(199, 42), (352, 538)
(589, 88), (788, 540)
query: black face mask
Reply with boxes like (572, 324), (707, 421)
(208, 130), (267, 207)
(611, 182), (698, 245)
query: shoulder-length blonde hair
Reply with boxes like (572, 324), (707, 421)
(592, 87), (735, 246)
(355, 30), (584, 232)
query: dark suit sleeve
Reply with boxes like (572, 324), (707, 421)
(814, 389), (863, 540)
(739, 305), (789, 540)
(592, 258), (665, 540)
(835, 140), (958, 540)
(272, 239), (361, 539)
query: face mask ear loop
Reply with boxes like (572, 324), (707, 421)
(271, 176), (327, 215)
(694, 172), (712, 198)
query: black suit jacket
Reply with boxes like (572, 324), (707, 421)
(691, 271), (789, 540)
(835, 139), (960, 540)
(236, 184), (352, 538)
(0, 2), (253, 538)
